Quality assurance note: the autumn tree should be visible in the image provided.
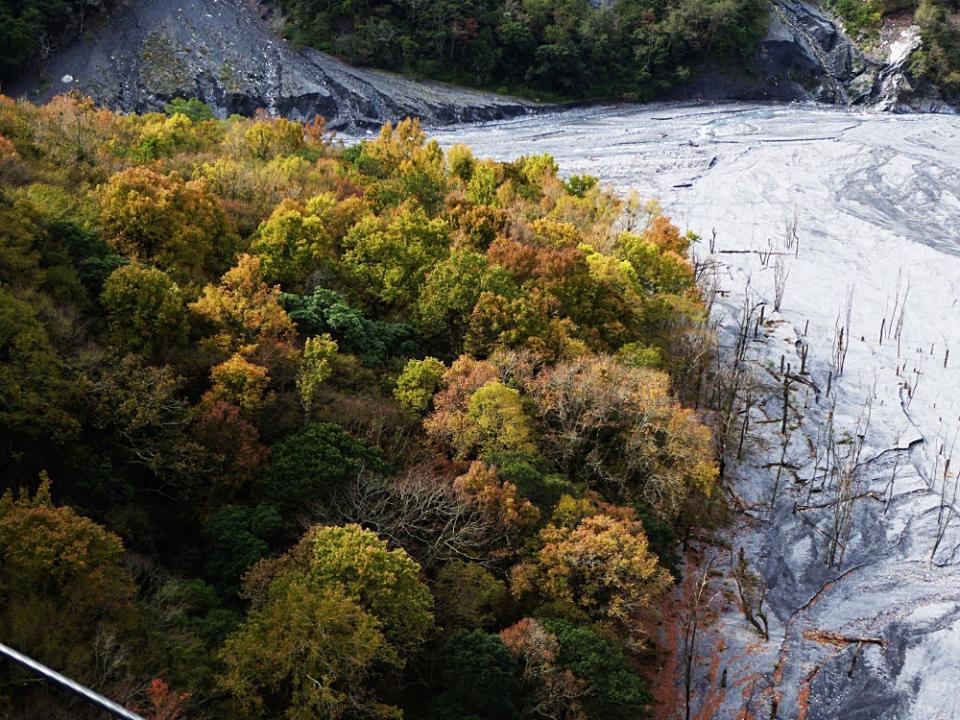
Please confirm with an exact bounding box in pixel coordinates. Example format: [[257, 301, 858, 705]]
[[191, 254, 298, 368], [434, 561, 506, 630], [424, 355, 498, 451], [617, 230, 695, 295], [193, 401, 268, 489], [500, 618, 587, 720], [468, 381, 536, 455], [219, 577, 395, 719], [101, 263, 189, 360], [512, 501, 671, 630], [540, 618, 653, 720], [31, 94, 117, 171], [355, 118, 435, 178], [426, 365, 536, 460], [528, 356, 717, 521], [229, 115, 305, 161], [204, 354, 271, 417], [98, 167, 238, 283], [454, 461, 540, 541], [0, 476, 136, 684]]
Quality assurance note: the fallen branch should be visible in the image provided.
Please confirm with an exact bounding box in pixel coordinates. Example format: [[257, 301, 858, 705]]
[[803, 630, 885, 648]]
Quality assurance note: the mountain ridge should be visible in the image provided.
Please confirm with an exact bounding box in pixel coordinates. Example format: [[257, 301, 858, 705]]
[[5, 0, 954, 129]]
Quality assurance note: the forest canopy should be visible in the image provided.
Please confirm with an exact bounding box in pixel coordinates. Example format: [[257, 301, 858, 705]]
[[0, 94, 722, 719], [271, 0, 770, 99]]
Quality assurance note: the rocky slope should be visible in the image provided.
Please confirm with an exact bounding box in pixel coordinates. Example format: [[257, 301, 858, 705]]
[[5, 0, 954, 126], [671, 0, 952, 112], [755, 0, 952, 112], [5, 0, 536, 131]]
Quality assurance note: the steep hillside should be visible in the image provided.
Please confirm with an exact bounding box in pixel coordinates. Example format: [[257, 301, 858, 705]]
[[5, 0, 535, 130], [4, 0, 955, 130], [0, 96, 719, 719], [752, 0, 953, 111], [267, 0, 769, 100]]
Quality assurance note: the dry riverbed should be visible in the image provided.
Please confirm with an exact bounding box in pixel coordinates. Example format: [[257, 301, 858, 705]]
[[435, 102, 960, 720]]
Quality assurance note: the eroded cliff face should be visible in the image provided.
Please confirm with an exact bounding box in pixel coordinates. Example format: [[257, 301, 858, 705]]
[[5, 0, 953, 127], [757, 0, 952, 112], [5, 0, 535, 131]]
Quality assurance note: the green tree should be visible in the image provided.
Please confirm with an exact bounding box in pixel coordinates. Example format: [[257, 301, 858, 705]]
[[413, 248, 515, 345], [913, 0, 960, 101], [0, 288, 78, 459], [466, 380, 536, 458], [219, 524, 434, 720], [467, 160, 499, 206], [164, 97, 216, 122], [308, 524, 434, 650], [101, 263, 188, 360], [261, 423, 381, 511], [429, 630, 522, 720], [91, 355, 211, 488], [0, 1, 119, 82], [297, 333, 338, 413], [203, 505, 282, 592], [394, 356, 445, 414], [446, 144, 476, 182], [340, 201, 449, 310], [284, 286, 416, 364], [250, 199, 332, 289], [542, 619, 653, 720], [219, 579, 396, 720]]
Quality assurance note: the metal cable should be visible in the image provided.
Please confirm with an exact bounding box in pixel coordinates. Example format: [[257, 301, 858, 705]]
[[0, 642, 146, 720]]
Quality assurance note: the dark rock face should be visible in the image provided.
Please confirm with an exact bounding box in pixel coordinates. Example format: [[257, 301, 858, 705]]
[[665, 0, 952, 112], [759, 0, 860, 99], [756, 0, 952, 112], [6, 0, 535, 131]]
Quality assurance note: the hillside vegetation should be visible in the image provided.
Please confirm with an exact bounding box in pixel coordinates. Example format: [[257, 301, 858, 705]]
[[272, 0, 769, 99], [0, 95, 722, 719], [0, 0, 118, 83]]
